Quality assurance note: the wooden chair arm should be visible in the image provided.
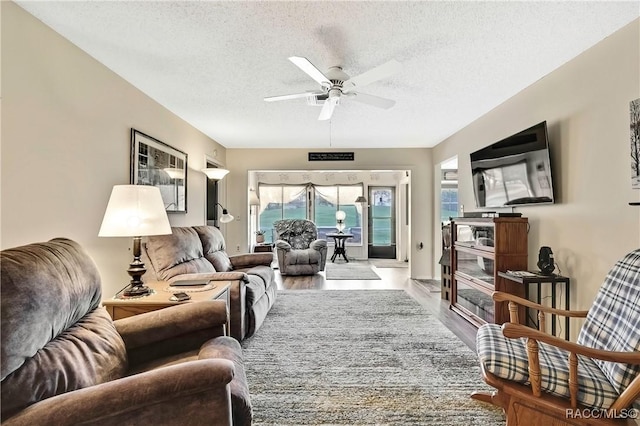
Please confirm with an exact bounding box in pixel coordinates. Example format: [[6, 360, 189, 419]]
[[612, 373, 640, 411], [493, 291, 589, 318], [501, 323, 640, 364]]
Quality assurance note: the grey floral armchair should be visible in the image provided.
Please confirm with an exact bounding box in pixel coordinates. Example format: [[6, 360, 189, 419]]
[[273, 219, 327, 275]]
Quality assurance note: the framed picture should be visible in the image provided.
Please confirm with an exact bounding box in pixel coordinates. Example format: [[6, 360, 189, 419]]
[[631, 98, 640, 189], [130, 129, 187, 212]]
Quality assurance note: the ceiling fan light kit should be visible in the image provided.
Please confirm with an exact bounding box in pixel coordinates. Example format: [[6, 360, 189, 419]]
[[264, 56, 401, 121]]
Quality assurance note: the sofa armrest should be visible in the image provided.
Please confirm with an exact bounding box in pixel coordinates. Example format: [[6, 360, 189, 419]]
[[209, 271, 250, 282], [230, 253, 273, 268], [310, 239, 327, 251], [3, 359, 234, 426], [115, 301, 227, 351], [276, 240, 291, 251]]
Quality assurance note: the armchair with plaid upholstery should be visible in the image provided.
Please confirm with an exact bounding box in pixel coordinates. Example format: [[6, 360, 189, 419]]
[[473, 248, 640, 425]]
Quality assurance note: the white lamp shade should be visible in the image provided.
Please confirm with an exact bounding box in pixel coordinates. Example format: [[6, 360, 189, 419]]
[[220, 212, 234, 223], [202, 168, 230, 180], [335, 210, 346, 221], [99, 185, 172, 237], [163, 168, 185, 179], [249, 190, 260, 206]]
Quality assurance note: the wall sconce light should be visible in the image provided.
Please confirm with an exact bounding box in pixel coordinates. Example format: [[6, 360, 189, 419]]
[[355, 195, 367, 204], [99, 185, 171, 297], [336, 210, 346, 233], [202, 168, 229, 180], [216, 202, 234, 223]]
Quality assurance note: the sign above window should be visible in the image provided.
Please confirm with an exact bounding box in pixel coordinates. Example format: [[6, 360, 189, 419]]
[[308, 152, 354, 162]]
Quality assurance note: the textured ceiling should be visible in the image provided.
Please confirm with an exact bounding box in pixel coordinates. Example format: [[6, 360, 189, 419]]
[[16, 1, 639, 149]]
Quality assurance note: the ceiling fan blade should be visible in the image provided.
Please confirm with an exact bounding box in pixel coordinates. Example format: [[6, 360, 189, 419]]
[[318, 97, 338, 121], [264, 91, 323, 102], [343, 59, 402, 90], [349, 91, 396, 109], [289, 56, 331, 87]]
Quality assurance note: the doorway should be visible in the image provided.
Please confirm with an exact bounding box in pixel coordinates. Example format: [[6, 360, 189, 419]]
[[205, 161, 221, 227], [368, 186, 396, 259]]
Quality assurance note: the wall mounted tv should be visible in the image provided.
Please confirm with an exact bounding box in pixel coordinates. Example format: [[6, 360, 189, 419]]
[[470, 121, 554, 208]]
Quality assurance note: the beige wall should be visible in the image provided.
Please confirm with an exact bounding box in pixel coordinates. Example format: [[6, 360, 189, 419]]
[[226, 148, 434, 279], [4, 0, 637, 309], [1, 2, 226, 296], [433, 19, 640, 338]]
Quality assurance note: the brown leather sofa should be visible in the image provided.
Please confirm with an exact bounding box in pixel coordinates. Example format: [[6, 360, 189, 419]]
[[141, 225, 277, 341], [1, 238, 251, 426]]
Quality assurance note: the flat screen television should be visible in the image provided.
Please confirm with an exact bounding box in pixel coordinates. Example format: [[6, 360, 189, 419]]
[[470, 121, 555, 208]]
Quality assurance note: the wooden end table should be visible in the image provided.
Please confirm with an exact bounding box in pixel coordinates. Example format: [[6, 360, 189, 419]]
[[103, 280, 231, 335], [253, 243, 274, 253]]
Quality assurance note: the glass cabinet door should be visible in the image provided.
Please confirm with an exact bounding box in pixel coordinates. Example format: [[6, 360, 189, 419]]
[[455, 224, 495, 251], [455, 280, 495, 324], [455, 249, 494, 287]]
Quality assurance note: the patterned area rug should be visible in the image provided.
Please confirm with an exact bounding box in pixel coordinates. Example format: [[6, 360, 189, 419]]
[[325, 262, 381, 280], [242, 290, 504, 425]]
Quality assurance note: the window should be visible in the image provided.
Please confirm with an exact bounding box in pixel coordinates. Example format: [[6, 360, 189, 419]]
[[441, 168, 458, 223], [314, 186, 362, 243], [441, 187, 458, 222], [257, 186, 307, 243], [258, 184, 363, 244]]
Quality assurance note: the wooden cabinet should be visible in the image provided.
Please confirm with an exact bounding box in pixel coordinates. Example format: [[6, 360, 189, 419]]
[[450, 217, 528, 327]]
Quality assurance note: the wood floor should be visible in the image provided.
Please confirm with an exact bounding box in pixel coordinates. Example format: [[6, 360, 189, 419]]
[[275, 261, 479, 351]]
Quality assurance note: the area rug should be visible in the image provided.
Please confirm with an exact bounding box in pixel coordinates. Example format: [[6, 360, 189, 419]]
[[325, 262, 381, 280], [369, 258, 409, 268], [241, 290, 504, 425]]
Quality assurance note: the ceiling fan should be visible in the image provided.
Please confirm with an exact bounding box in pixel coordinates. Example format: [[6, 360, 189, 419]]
[[264, 56, 402, 121]]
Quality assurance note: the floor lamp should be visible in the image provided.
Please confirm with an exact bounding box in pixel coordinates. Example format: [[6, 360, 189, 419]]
[[215, 203, 234, 223]]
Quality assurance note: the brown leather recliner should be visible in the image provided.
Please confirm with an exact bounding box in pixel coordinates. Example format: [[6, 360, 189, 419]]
[[1, 238, 252, 426]]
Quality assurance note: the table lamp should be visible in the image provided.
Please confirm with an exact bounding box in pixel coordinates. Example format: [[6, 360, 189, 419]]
[[336, 210, 346, 233], [99, 185, 171, 297]]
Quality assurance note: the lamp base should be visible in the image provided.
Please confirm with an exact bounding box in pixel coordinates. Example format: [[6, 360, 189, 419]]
[[122, 236, 151, 298], [123, 284, 153, 297]]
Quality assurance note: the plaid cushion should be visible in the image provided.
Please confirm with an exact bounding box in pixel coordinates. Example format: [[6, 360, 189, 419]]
[[577, 249, 640, 396], [477, 324, 620, 409]]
